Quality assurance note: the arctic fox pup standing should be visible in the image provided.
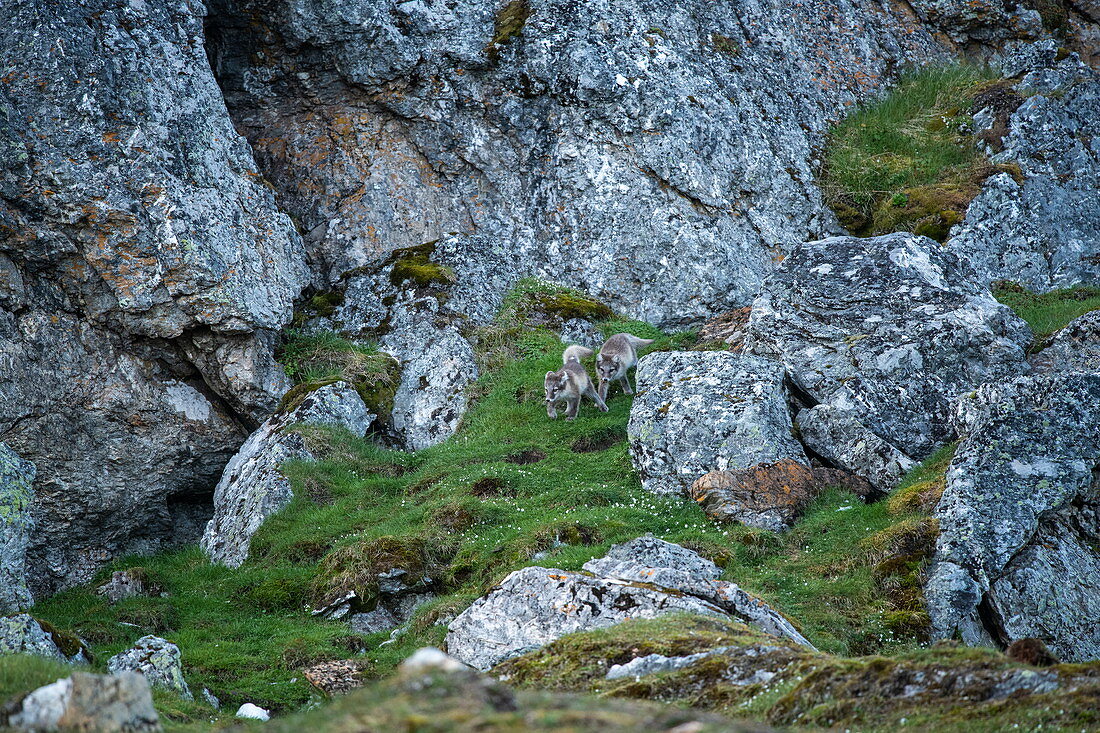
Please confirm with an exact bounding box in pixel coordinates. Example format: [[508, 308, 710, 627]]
[[595, 333, 654, 401], [544, 345, 608, 421]]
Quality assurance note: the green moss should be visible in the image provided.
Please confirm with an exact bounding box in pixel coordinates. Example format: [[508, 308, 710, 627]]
[[822, 63, 1002, 238], [388, 243, 456, 288], [276, 331, 402, 421], [485, 0, 532, 62], [33, 616, 89, 660], [992, 281, 1100, 341], [710, 33, 740, 55]]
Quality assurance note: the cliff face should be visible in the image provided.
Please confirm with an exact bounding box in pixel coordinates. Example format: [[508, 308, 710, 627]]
[[0, 0, 308, 594], [206, 0, 951, 325], [1, 0, 1097, 599]]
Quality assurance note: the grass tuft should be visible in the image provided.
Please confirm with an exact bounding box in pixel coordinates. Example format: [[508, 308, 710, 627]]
[[821, 64, 1010, 241], [992, 281, 1100, 341]]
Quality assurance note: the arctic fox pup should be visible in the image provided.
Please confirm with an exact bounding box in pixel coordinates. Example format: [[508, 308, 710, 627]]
[[544, 345, 608, 421], [595, 333, 654, 401]]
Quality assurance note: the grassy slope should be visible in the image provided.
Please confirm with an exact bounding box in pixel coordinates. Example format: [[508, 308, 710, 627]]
[[14, 280, 1095, 727], [821, 63, 1005, 239]]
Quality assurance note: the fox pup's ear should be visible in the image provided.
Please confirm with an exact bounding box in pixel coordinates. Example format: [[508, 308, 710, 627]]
[[545, 371, 555, 380]]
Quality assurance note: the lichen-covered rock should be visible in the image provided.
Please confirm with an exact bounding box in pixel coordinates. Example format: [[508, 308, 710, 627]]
[[948, 58, 1100, 292], [744, 232, 1032, 459], [202, 382, 374, 568], [446, 537, 811, 670], [107, 636, 192, 700], [927, 373, 1100, 662], [206, 0, 951, 329], [0, 443, 35, 612], [697, 307, 753, 351], [559, 319, 605, 351], [0, 614, 89, 664], [909, 0, 1042, 45], [4, 671, 161, 733], [1029, 309, 1100, 374], [796, 404, 916, 491], [303, 660, 367, 696], [628, 352, 807, 496], [96, 570, 158, 604], [0, 0, 309, 594], [689, 461, 819, 532], [2, 310, 247, 596]]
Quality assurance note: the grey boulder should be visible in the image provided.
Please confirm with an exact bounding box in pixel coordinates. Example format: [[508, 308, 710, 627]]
[[796, 404, 916, 491], [202, 381, 374, 568], [1029, 309, 1100, 374], [107, 635, 192, 700], [0, 614, 88, 664], [445, 536, 811, 670], [927, 373, 1100, 661], [0, 443, 35, 612], [627, 352, 807, 495], [948, 58, 1100, 292], [4, 672, 160, 733], [744, 232, 1032, 459]]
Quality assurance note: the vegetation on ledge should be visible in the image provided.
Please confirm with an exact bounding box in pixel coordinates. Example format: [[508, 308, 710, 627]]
[[821, 64, 1017, 241]]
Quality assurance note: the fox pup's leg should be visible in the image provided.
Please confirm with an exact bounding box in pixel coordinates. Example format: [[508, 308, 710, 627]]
[[546, 400, 558, 419], [585, 384, 609, 412], [565, 397, 580, 421], [619, 374, 633, 396], [597, 378, 610, 402]]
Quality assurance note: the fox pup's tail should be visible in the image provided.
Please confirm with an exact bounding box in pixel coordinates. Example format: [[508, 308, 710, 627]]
[[562, 344, 594, 363], [620, 335, 654, 349]]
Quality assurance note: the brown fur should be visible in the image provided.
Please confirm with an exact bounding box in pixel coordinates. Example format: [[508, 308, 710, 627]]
[[1006, 638, 1059, 667], [595, 333, 654, 401], [544, 345, 607, 421]]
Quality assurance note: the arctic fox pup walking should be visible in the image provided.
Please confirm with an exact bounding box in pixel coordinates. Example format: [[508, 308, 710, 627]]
[[544, 345, 608, 421], [595, 333, 654, 401]]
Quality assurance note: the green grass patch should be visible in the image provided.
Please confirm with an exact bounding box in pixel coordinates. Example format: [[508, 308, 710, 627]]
[[0, 654, 78, 705], [821, 64, 1013, 241], [28, 282, 954, 716], [276, 330, 401, 419], [992, 281, 1100, 341]]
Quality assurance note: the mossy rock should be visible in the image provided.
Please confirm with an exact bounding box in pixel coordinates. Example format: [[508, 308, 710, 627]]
[[312, 533, 457, 607], [388, 243, 456, 289], [871, 184, 976, 242], [485, 0, 532, 61], [33, 617, 90, 661]]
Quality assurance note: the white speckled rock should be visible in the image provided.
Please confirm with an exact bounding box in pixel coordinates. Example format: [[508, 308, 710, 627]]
[[445, 537, 812, 670], [627, 352, 807, 496], [745, 232, 1032, 459], [7, 671, 161, 732], [948, 58, 1100, 291], [201, 382, 375, 568], [796, 404, 916, 491], [0, 614, 89, 664], [927, 373, 1100, 661], [107, 636, 191, 700], [0, 443, 35, 612]]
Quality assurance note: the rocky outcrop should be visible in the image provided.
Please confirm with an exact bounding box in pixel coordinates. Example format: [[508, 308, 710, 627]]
[[796, 404, 916, 490], [202, 381, 374, 568], [0, 614, 89, 664], [0, 0, 309, 595], [910, 0, 1043, 45], [926, 373, 1100, 661], [3, 671, 161, 733], [107, 636, 192, 700], [205, 0, 950, 329], [744, 232, 1032, 460], [445, 537, 811, 670], [96, 570, 159, 604], [949, 54, 1100, 291], [1029, 309, 1100, 374], [628, 352, 807, 496], [0, 443, 35, 611]]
